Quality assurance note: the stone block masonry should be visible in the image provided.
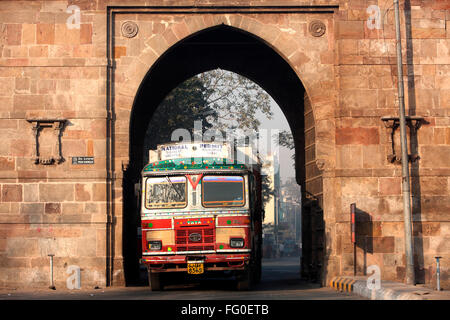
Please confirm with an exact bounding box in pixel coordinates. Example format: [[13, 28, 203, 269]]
[[0, 0, 448, 290]]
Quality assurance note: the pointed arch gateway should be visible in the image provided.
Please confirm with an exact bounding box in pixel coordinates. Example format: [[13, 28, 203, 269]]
[[111, 12, 337, 286]]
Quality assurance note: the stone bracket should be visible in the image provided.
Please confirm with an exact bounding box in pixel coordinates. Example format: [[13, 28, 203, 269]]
[[381, 116, 425, 164], [27, 119, 67, 165]]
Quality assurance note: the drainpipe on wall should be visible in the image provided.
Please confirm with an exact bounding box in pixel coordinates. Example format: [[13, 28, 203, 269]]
[[48, 254, 56, 290], [106, 6, 115, 287], [393, 0, 415, 285]]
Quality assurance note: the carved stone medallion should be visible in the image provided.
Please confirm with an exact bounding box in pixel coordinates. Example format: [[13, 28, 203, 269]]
[[121, 21, 139, 38], [309, 20, 326, 37]]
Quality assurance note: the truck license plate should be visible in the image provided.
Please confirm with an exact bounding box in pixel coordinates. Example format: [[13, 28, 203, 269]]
[[187, 262, 204, 274]]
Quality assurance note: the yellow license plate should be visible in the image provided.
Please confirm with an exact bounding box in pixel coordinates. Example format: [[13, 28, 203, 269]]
[[187, 262, 204, 274]]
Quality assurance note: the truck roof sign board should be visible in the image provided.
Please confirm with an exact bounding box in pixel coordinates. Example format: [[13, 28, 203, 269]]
[[158, 142, 230, 161]]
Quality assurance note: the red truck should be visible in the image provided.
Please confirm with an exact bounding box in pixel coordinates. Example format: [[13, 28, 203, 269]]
[[139, 142, 263, 290]]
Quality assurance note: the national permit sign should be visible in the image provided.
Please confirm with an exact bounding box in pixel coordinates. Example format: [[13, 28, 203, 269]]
[[158, 142, 230, 161]]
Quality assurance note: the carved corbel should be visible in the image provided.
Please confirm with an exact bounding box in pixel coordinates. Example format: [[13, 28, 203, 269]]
[[52, 121, 65, 164], [315, 158, 327, 171], [122, 160, 130, 172], [381, 116, 425, 164]]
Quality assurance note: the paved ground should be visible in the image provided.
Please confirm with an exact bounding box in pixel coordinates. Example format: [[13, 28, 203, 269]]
[[331, 275, 450, 300], [0, 256, 365, 300]]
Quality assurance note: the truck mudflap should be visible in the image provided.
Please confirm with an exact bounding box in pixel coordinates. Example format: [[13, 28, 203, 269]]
[[142, 253, 251, 272]]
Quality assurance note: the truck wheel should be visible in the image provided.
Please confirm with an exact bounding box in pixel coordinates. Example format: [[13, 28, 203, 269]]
[[148, 270, 162, 291], [236, 269, 251, 291]]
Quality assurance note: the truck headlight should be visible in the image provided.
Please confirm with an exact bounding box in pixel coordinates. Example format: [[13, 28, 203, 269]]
[[230, 238, 245, 248], [148, 240, 162, 250]]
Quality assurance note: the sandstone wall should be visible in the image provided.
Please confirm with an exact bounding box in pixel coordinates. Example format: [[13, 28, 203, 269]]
[[0, 0, 110, 288], [333, 0, 450, 288], [0, 0, 448, 289]]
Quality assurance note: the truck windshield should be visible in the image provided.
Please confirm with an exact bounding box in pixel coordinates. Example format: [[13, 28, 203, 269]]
[[145, 176, 187, 209], [202, 175, 245, 207]]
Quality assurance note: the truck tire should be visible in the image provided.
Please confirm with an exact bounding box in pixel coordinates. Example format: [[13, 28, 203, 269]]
[[148, 270, 162, 291]]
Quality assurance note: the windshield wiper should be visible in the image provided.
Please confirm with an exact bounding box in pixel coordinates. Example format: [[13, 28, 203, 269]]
[[165, 175, 184, 199]]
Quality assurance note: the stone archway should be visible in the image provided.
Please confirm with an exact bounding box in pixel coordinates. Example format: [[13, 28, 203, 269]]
[[109, 9, 337, 286]]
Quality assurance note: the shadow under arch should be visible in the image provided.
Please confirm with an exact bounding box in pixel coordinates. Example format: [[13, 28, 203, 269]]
[[123, 24, 324, 285]]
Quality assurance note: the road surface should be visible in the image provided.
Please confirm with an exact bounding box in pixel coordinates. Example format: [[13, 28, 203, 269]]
[[0, 256, 364, 300]]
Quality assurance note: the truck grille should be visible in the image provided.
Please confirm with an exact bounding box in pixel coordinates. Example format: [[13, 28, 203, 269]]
[[176, 227, 215, 252]]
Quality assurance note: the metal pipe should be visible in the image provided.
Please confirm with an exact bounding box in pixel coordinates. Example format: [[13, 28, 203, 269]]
[[48, 254, 56, 290], [351, 203, 356, 276], [393, 0, 415, 285], [435, 256, 442, 291], [106, 6, 116, 287]]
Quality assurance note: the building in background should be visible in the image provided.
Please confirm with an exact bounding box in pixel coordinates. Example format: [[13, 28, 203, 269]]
[[262, 152, 281, 257], [280, 179, 302, 244]]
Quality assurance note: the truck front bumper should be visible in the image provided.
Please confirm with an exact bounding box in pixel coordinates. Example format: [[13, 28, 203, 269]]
[[141, 253, 250, 272]]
